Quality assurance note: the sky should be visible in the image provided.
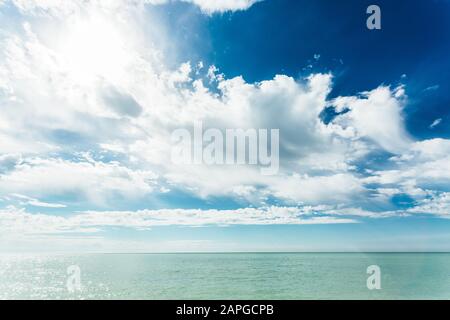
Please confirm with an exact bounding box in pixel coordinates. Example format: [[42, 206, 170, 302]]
[[0, 0, 450, 252]]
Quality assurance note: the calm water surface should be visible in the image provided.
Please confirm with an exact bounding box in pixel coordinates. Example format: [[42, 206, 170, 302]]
[[0, 253, 449, 299]]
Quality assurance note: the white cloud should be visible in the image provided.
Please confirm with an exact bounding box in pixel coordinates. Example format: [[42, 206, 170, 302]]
[[0, 157, 158, 205], [429, 118, 442, 129], [331, 86, 412, 154], [423, 84, 440, 92], [1, 0, 449, 234], [0, 206, 357, 238], [0, 4, 423, 208], [8, 0, 81, 16], [8, 193, 66, 208], [270, 173, 365, 204], [181, 0, 260, 13], [5, 0, 261, 15], [407, 192, 450, 217], [364, 138, 450, 202]]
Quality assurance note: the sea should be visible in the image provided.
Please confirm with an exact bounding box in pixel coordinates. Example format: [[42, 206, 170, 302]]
[[1, 253, 449, 300]]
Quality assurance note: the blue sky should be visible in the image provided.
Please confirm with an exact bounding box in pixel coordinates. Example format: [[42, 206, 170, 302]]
[[0, 0, 450, 252]]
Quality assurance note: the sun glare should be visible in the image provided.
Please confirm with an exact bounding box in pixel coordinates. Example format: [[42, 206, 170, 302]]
[[59, 17, 130, 84]]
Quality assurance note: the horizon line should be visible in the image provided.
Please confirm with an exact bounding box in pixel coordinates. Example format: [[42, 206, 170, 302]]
[[2, 251, 450, 255]]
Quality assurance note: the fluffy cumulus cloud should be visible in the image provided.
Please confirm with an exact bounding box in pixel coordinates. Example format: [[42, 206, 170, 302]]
[[0, 156, 158, 205], [0, 0, 449, 248], [331, 86, 412, 154]]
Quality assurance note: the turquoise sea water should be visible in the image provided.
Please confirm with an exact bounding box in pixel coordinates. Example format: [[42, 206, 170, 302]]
[[0, 253, 449, 300]]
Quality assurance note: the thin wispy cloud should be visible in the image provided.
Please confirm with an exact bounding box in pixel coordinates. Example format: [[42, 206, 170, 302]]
[[430, 118, 442, 129]]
